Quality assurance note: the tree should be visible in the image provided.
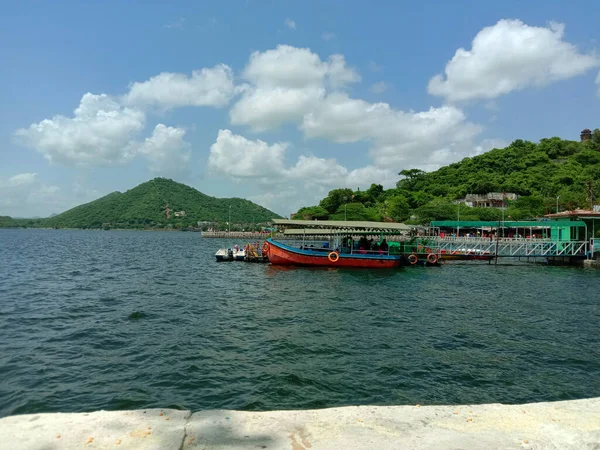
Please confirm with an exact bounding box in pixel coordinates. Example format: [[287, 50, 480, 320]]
[[295, 206, 329, 220], [385, 195, 410, 221], [330, 203, 381, 221], [399, 169, 425, 180], [319, 188, 354, 214], [366, 183, 384, 203]]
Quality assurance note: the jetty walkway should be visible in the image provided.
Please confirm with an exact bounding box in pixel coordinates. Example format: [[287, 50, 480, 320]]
[[1, 398, 598, 449]]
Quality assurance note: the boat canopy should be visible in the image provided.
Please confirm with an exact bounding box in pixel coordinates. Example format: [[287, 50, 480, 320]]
[[272, 219, 413, 232], [430, 220, 586, 228]]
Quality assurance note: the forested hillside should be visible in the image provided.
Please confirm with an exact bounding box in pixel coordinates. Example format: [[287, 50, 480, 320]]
[[1, 178, 280, 229], [295, 132, 600, 224]]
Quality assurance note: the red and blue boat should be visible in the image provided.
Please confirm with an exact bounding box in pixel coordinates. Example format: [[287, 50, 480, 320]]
[[263, 219, 441, 268]]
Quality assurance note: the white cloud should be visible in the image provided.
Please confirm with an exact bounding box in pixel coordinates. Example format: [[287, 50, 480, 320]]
[[208, 129, 287, 179], [369, 81, 389, 94], [230, 45, 359, 131], [284, 18, 296, 30], [0, 173, 61, 217], [229, 45, 480, 171], [124, 64, 236, 110], [429, 20, 599, 102], [322, 32, 336, 41], [301, 93, 481, 169], [137, 124, 191, 173], [230, 86, 326, 132], [208, 130, 399, 213], [596, 71, 600, 96], [327, 54, 361, 88], [15, 93, 145, 166]]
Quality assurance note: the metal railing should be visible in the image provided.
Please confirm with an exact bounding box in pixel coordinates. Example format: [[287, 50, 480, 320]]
[[433, 239, 588, 258]]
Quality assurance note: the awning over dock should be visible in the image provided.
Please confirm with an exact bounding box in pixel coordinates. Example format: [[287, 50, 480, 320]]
[[431, 220, 586, 228], [272, 219, 413, 232]]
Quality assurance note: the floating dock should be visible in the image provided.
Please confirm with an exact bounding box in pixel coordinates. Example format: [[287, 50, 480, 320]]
[[1, 398, 598, 449]]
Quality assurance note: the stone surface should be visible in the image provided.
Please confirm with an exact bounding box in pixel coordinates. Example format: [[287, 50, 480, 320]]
[[1, 399, 600, 449], [184, 398, 600, 449], [0, 408, 190, 450]]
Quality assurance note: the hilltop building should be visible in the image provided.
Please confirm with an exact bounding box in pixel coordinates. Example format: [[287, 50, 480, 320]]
[[581, 128, 592, 142], [463, 192, 518, 208]]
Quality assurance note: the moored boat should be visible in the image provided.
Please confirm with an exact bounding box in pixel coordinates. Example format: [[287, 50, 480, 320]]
[[266, 238, 403, 268], [215, 246, 246, 262], [265, 219, 442, 268]]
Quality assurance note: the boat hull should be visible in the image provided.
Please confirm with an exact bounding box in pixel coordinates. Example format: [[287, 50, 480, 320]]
[[266, 239, 403, 268]]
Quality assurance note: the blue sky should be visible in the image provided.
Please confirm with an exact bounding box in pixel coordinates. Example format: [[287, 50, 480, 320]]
[[1, 0, 599, 217]]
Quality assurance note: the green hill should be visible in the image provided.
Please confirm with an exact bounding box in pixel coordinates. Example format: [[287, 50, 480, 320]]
[[295, 132, 600, 224], [2, 178, 281, 229]]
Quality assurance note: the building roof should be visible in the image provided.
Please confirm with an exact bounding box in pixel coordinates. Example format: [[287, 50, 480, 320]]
[[272, 219, 413, 231], [431, 220, 586, 228], [544, 209, 600, 219]]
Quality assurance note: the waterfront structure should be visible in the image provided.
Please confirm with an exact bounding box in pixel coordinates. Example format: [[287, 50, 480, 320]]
[[431, 219, 590, 263], [545, 209, 600, 257]]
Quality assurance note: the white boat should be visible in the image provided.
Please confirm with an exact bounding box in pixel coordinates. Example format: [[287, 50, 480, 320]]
[[215, 246, 246, 262]]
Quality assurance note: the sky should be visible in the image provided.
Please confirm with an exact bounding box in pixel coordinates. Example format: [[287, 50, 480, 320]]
[[1, 0, 600, 218]]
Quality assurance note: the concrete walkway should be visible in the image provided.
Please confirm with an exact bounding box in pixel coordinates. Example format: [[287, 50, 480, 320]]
[[1, 398, 599, 449]]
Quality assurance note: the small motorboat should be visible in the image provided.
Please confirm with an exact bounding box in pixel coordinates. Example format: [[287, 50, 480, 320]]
[[215, 245, 245, 262], [215, 248, 232, 261]]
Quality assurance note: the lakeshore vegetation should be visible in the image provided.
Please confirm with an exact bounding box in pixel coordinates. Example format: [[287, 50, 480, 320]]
[[0, 178, 280, 230], [295, 133, 600, 225]]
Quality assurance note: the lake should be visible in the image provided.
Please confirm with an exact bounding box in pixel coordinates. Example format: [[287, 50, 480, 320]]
[[1, 229, 599, 418]]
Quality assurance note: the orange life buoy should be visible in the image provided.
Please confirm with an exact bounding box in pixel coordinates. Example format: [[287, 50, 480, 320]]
[[262, 242, 269, 254], [427, 253, 438, 264], [408, 254, 418, 265], [328, 251, 340, 262]]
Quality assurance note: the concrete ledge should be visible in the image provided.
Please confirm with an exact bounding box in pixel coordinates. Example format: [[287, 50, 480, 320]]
[[0, 409, 190, 450], [1, 398, 599, 449]]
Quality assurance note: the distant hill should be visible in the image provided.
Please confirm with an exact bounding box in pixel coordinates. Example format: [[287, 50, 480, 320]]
[[1, 178, 281, 229]]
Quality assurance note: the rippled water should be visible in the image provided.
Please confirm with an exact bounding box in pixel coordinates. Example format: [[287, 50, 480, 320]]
[[1, 229, 599, 417]]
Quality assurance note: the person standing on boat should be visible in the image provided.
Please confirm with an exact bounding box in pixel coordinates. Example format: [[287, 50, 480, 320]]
[[380, 239, 389, 252]]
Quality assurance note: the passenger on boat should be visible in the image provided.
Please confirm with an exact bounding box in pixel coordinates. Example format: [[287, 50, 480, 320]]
[[359, 236, 369, 249], [380, 239, 389, 252], [371, 240, 379, 251]]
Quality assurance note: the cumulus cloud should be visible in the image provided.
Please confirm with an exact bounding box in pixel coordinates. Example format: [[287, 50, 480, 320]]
[[284, 18, 296, 30], [14, 92, 196, 172], [15, 93, 145, 166], [0, 173, 61, 217], [124, 64, 236, 110], [596, 71, 600, 96], [229, 45, 481, 170], [230, 45, 360, 130], [301, 93, 481, 169], [208, 129, 398, 192], [429, 19, 599, 102], [208, 129, 287, 179], [137, 124, 191, 173]]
